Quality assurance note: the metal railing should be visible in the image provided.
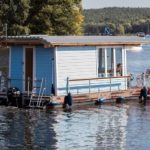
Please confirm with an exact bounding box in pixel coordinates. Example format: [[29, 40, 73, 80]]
[[0, 77, 46, 95], [0, 76, 8, 92], [136, 73, 150, 87], [66, 76, 130, 95]]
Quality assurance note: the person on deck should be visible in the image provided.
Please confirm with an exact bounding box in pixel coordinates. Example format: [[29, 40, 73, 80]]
[[116, 63, 122, 76], [139, 86, 147, 106]]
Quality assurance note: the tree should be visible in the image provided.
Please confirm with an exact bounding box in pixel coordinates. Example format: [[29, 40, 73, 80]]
[[1, 0, 30, 35], [83, 7, 150, 35], [115, 24, 125, 35], [0, 0, 83, 35]]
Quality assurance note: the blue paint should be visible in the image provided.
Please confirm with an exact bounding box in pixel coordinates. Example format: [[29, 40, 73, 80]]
[[10, 46, 23, 91], [10, 46, 54, 95], [36, 47, 54, 95]]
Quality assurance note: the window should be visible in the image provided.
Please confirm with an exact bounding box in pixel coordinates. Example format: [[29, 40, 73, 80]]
[[116, 48, 122, 76], [98, 48, 105, 77], [98, 47, 123, 77]]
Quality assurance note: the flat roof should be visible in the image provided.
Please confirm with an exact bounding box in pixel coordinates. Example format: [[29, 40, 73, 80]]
[[0, 35, 147, 47]]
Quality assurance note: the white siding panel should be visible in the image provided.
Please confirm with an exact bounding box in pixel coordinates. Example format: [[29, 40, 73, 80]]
[[57, 46, 97, 94]]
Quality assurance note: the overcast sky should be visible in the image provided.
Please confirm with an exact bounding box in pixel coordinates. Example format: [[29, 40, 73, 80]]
[[82, 0, 150, 9]]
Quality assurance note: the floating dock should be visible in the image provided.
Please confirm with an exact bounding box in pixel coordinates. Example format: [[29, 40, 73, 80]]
[[0, 87, 141, 109]]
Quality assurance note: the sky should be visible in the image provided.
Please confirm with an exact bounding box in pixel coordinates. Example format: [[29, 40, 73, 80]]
[[82, 0, 150, 9]]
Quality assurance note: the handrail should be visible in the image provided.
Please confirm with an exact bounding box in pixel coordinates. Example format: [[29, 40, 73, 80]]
[[66, 76, 129, 95], [7, 78, 42, 82], [69, 76, 130, 82]]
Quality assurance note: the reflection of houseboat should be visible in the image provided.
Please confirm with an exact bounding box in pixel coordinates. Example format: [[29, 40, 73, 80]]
[[0, 35, 147, 107]]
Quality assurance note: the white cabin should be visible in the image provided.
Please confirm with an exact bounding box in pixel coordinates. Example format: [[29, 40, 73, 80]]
[[0, 35, 147, 96]]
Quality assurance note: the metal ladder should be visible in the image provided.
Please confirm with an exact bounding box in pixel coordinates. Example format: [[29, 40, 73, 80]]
[[29, 78, 46, 108], [37, 87, 46, 107]]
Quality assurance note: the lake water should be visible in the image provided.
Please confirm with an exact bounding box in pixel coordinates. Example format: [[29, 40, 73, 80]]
[[1, 37, 150, 150], [127, 37, 150, 77], [1, 102, 150, 150]]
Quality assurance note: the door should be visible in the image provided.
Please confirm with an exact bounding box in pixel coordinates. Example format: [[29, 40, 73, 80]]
[[25, 48, 33, 91]]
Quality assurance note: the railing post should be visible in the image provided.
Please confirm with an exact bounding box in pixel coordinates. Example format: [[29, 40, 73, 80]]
[[125, 77, 127, 90], [27, 77, 30, 97], [89, 80, 91, 94], [7, 78, 10, 89], [77, 88, 79, 95], [66, 77, 69, 94], [110, 77, 111, 91], [143, 73, 145, 86]]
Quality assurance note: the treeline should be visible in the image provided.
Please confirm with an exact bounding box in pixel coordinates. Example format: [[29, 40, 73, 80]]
[[0, 0, 83, 36], [1, 3, 150, 36], [83, 7, 150, 35]]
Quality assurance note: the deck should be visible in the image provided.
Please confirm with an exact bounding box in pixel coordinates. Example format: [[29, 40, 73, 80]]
[[0, 87, 141, 109]]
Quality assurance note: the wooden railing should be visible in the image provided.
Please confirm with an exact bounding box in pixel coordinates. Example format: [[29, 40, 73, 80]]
[[66, 76, 130, 95]]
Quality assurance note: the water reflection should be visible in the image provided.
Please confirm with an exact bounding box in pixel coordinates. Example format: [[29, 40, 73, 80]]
[[126, 102, 150, 150], [53, 106, 128, 150], [0, 107, 57, 150], [0, 102, 150, 149]]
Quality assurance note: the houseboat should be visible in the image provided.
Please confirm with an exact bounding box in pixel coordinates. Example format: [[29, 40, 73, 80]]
[[0, 35, 147, 108]]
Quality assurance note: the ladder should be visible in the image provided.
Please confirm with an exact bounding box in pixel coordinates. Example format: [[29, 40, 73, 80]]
[[37, 87, 46, 107], [29, 78, 46, 108]]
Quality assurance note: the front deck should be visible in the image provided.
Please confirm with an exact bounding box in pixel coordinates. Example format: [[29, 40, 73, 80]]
[[0, 86, 141, 109], [0, 73, 148, 109]]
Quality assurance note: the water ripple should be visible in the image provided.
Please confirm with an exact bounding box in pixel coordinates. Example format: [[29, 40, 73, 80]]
[[0, 101, 150, 149]]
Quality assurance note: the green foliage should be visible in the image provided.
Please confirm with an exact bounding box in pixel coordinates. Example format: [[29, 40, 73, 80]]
[[84, 7, 150, 35], [1, 0, 30, 35], [0, 0, 83, 35]]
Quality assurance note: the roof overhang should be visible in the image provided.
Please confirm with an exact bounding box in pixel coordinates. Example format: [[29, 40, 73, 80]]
[[44, 42, 145, 47], [0, 35, 148, 48], [0, 36, 43, 47]]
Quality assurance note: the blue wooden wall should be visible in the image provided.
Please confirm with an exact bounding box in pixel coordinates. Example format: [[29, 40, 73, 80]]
[[35, 46, 54, 95], [10, 46, 54, 95], [10, 46, 23, 91]]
